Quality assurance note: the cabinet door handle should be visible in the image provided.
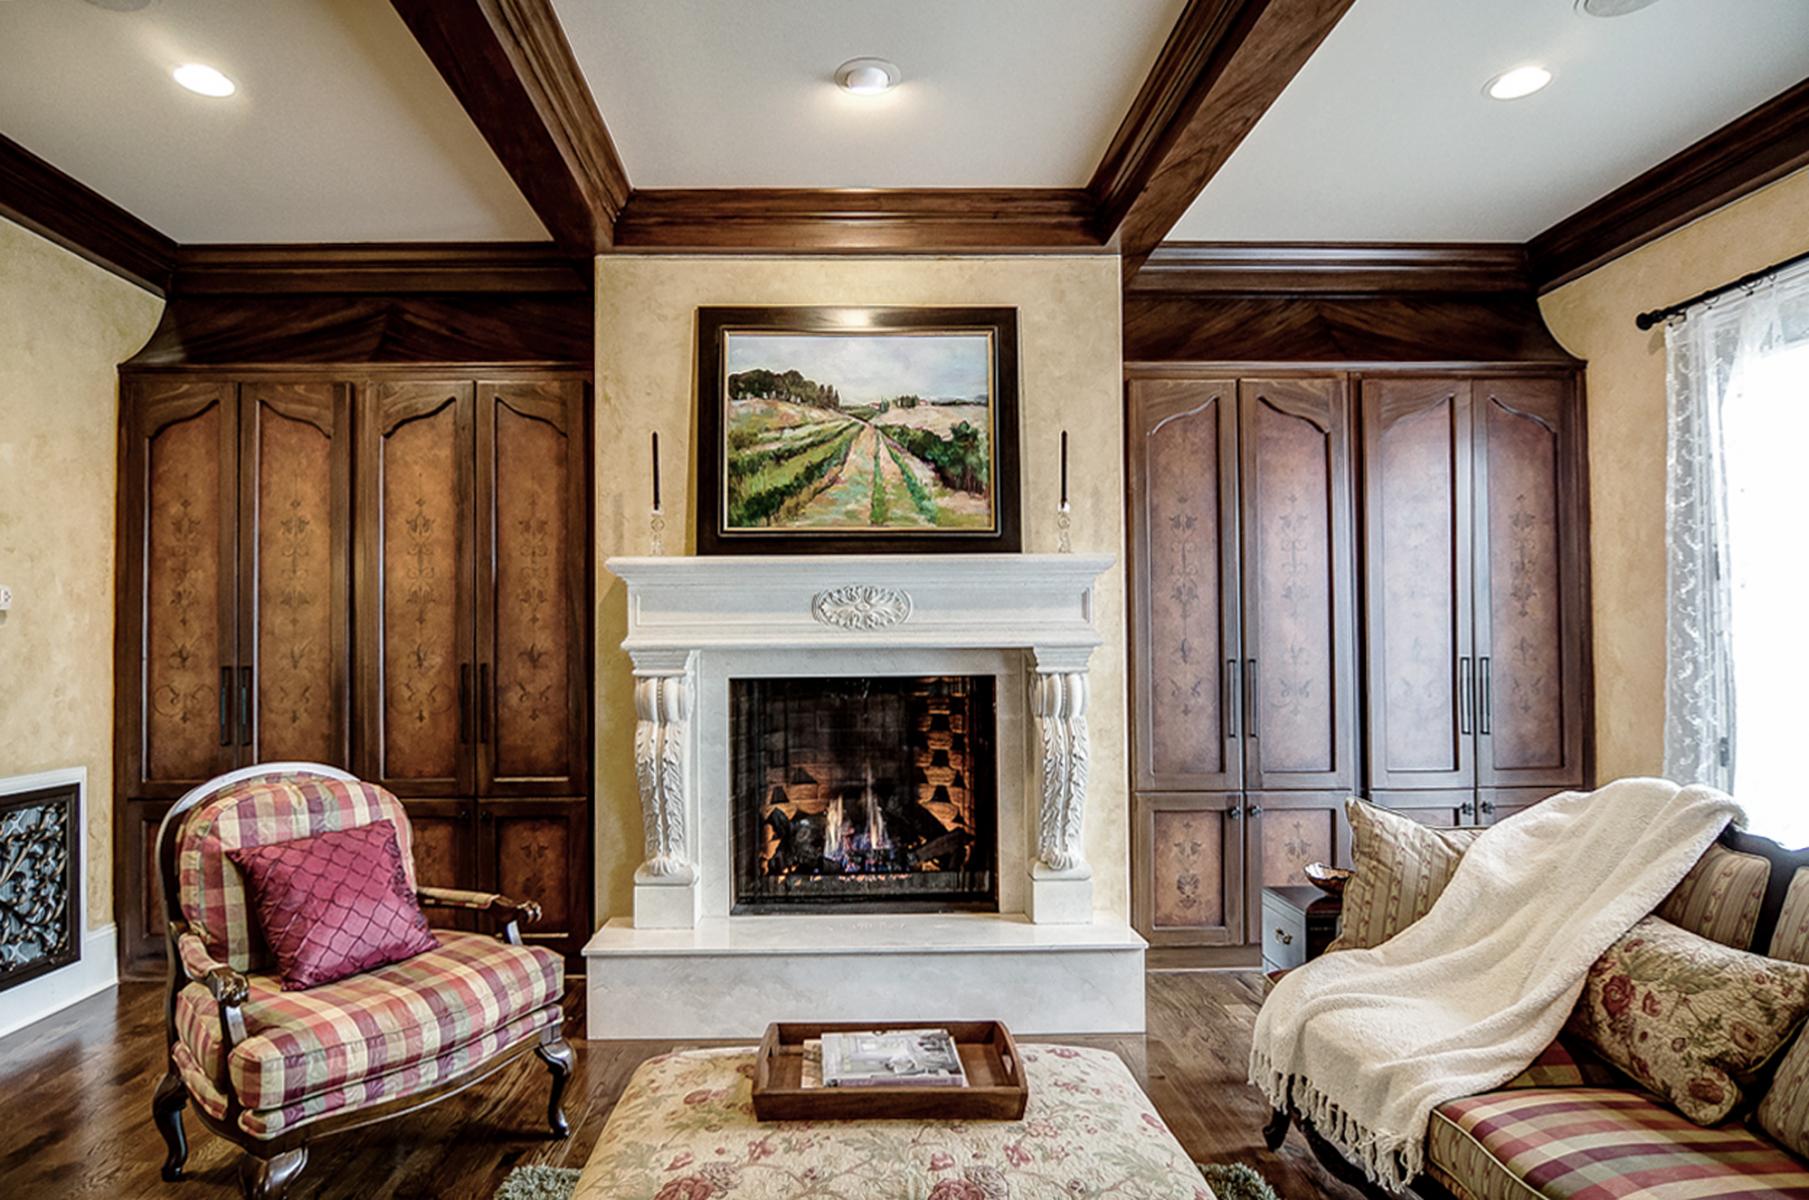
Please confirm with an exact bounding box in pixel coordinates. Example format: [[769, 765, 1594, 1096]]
[[1226, 804, 1243, 821], [1480, 799, 1496, 817], [1246, 803, 1263, 817], [1245, 658, 1258, 739], [478, 663, 492, 744], [1225, 659, 1239, 740], [1459, 657, 1474, 736], [1479, 656, 1492, 736], [459, 664, 473, 744], [219, 667, 233, 747], [238, 667, 253, 747], [1275, 929, 1294, 946], [1460, 800, 1476, 819]]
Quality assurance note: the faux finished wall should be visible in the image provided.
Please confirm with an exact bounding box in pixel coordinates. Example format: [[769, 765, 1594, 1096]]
[[0, 216, 162, 929], [1540, 166, 1809, 784], [594, 255, 1128, 922]]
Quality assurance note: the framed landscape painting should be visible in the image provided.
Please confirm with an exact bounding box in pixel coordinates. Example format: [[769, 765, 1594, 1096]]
[[695, 306, 1021, 554]]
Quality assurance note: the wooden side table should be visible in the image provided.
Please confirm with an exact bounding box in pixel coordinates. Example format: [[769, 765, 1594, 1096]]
[[1261, 886, 1342, 974]]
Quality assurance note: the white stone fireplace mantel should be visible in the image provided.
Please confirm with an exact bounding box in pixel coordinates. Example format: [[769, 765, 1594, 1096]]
[[585, 553, 1146, 1039]]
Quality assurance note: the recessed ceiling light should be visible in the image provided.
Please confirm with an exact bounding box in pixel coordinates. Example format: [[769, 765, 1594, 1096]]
[[836, 57, 901, 96], [1485, 65, 1552, 101], [173, 63, 235, 98]]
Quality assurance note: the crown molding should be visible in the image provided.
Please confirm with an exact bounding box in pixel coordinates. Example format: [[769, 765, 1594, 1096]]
[[1529, 77, 1809, 292], [1128, 242, 1532, 295], [613, 188, 1104, 254], [0, 132, 176, 295], [170, 242, 591, 295], [1090, 0, 1356, 278], [389, 0, 630, 254]]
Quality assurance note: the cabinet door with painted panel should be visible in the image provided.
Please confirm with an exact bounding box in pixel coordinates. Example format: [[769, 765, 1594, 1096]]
[[1473, 377, 1588, 790], [123, 379, 240, 795], [475, 381, 588, 797], [1129, 379, 1242, 792], [1237, 378, 1358, 791], [356, 382, 477, 798], [120, 798, 175, 977], [1369, 790, 1477, 829], [1360, 377, 1476, 792], [478, 798, 590, 961], [1243, 791, 1351, 941], [238, 382, 352, 768], [1133, 792, 1244, 947]]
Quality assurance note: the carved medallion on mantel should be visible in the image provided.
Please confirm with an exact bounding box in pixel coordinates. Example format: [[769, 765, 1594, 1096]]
[[810, 584, 913, 630]]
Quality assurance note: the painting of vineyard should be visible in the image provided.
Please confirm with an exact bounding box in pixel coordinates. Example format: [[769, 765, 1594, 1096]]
[[719, 330, 998, 534]]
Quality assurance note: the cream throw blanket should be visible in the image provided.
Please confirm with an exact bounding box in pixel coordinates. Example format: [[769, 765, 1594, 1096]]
[[1250, 778, 1742, 1192]]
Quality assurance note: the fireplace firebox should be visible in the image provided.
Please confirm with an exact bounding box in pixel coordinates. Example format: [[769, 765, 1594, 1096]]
[[730, 675, 998, 913]]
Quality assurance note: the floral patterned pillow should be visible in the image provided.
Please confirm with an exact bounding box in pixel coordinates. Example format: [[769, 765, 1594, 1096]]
[[1566, 915, 1809, 1124]]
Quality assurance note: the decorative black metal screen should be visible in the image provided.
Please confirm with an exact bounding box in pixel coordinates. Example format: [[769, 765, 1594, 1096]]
[[0, 783, 81, 991], [731, 675, 997, 913]]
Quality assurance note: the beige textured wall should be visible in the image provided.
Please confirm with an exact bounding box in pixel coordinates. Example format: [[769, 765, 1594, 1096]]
[[1540, 167, 1809, 783], [0, 216, 162, 929], [594, 255, 1128, 921]]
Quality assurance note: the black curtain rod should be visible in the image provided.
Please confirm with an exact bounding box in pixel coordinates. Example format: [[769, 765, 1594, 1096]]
[[1635, 245, 1809, 330]]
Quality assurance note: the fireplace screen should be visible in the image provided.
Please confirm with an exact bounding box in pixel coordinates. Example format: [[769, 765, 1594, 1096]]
[[731, 675, 998, 913]]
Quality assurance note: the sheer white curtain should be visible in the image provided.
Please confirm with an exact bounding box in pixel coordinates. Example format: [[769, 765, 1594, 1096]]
[[1664, 258, 1809, 844]]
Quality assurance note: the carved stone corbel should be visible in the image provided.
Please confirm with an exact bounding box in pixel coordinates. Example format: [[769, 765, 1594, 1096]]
[[1029, 647, 1095, 924], [631, 650, 698, 927]]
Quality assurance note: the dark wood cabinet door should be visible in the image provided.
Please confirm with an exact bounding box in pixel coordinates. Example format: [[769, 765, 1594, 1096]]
[[1473, 377, 1589, 790], [1369, 789, 1478, 828], [1479, 787, 1560, 825], [1237, 378, 1358, 791], [356, 382, 477, 797], [1360, 377, 1476, 791], [1129, 379, 1242, 792], [122, 379, 240, 796], [475, 381, 588, 797], [1132, 792, 1244, 947], [119, 798, 175, 978], [478, 798, 590, 961], [1243, 791, 1351, 942], [238, 382, 352, 768]]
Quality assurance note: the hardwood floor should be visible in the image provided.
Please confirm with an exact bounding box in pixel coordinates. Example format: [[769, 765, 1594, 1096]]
[[0, 972, 1365, 1200]]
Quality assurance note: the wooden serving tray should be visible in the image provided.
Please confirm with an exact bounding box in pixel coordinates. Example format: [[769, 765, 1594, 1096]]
[[752, 1020, 1029, 1122]]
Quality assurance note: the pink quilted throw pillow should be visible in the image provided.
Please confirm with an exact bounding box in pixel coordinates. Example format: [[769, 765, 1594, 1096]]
[[228, 820, 438, 990]]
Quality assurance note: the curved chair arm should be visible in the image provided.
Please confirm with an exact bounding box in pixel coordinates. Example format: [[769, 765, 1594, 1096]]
[[170, 922, 250, 1055], [416, 886, 543, 945]]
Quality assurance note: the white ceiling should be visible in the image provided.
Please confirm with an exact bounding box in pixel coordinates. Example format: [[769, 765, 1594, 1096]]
[[551, 0, 1186, 188], [0, 0, 545, 243], [1169, 0, 1809, 243]]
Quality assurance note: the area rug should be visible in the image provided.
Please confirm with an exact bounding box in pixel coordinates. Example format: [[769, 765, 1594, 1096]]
[[493, 1164, 582, 1200]]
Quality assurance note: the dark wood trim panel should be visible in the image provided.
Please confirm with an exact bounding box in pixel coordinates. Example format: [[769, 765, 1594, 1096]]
[[389, 0, 630, 254], [0, 131, 176, 294], [615, 188, 1102, 253], [171, 243, 590, 295], [1090, 0, 1356, 276], [1529, 77, 1809, 292], [1129, 242, 1532, 296]]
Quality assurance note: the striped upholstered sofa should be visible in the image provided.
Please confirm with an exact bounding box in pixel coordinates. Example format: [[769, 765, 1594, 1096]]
[[1278, 826, 1809, 1200]]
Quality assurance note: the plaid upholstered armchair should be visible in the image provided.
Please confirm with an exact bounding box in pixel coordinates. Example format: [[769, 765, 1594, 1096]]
[[149, 764, 573, 1200]]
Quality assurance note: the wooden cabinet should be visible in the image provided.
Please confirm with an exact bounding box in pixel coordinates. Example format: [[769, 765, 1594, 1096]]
[[1359, 373, 1589, 814], [117, 370, 592, 976], [1128, 373, 1358, 950]]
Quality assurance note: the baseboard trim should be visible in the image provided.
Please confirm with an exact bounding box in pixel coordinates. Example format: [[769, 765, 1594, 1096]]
[[0, 923, 118, 1042]]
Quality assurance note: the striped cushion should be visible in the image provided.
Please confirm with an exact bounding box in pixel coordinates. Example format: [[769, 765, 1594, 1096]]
[[1769, 871, 1809, 965], [1427, 1087, 1809, 1200], [176, 1005, 560, 1138], [1657, 843, 1770, 952], [1758, 1027, 1809, 1160], [1328, 798, 1484, 952], [177, 775, 418, 971], [173, 930, 561, 1111]]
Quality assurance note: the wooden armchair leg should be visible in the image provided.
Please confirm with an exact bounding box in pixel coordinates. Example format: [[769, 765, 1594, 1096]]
[[1262, 1107, 1292, 1151], [152, 1069, 189, 1181], [239, 1147, 307, 1200], [536, 1034, 576, 1139]]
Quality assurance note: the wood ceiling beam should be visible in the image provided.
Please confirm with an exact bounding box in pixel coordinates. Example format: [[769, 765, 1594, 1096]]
[[1091, 0, 1355, 280], [0, 132, 176, 295], [389, 0, 629, 255], [1129, 242, 1531, 296], [169, 243, 592, 295], [613, 189, 1103, 254], [1528, 77, 1809, 293]]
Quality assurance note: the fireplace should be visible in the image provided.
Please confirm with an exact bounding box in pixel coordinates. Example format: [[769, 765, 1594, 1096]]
[[730, 675, 998, 913]]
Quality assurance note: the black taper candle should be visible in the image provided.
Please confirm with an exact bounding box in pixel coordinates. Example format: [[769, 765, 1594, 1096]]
[[651, 431, 662, 511], [1059, 430, 1069, 509]]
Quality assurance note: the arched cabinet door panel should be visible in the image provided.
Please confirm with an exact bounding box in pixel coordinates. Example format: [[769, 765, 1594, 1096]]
[[1129, 378, 1241, 793]]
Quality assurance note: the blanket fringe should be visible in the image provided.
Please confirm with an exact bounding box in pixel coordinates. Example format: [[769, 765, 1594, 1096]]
[[1249, 1046, 1422, 1194]]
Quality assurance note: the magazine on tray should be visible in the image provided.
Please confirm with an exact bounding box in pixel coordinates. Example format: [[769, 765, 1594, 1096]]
[[807, 1028, 969, 1089]]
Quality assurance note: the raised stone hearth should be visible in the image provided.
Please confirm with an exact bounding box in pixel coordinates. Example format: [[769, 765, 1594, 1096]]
[[584, 554, 1146, 1039]]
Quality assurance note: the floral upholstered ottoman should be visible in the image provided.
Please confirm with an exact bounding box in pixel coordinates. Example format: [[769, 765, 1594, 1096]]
[[573, 1045, 1214, 1200]]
